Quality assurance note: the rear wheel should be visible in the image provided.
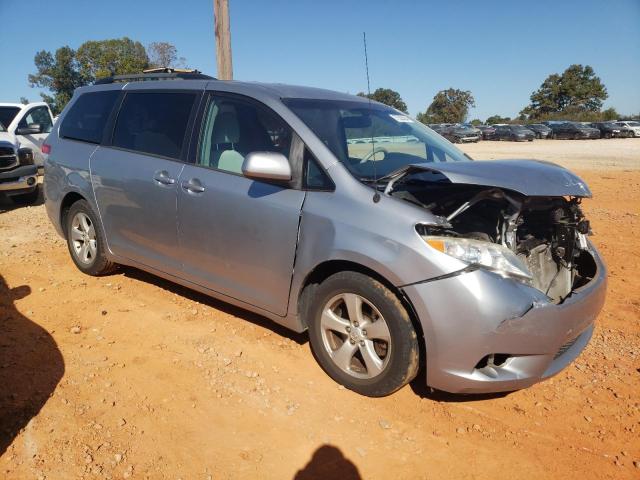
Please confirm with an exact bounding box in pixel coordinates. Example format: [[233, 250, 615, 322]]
[[66, 200, 117, 276], [307, 271, 420, 397]]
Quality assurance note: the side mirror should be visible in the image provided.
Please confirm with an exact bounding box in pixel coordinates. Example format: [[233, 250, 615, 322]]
[[16, 124, 41, 135], [241, 151, 291, 182]]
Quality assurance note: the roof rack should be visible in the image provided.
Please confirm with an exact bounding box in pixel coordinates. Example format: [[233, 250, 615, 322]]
[[95, 68, 215, 85]]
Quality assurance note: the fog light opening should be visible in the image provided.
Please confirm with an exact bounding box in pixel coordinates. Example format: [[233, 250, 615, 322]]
[[27, 177, 36, 186], [475, 353, 511, 370]]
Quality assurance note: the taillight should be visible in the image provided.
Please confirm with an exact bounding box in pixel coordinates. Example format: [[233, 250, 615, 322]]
[[41, 143, 51, 154]]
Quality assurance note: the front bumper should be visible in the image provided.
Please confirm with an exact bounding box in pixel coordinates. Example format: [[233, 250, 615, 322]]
[[0, 165, 38, 195], [403, 246, 607, 393]]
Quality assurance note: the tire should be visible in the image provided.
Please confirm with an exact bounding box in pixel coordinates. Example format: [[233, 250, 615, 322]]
[[604, 132, 611, 139], [307, 271, 420, 397], [11, 186, 40, 205], [573, 133, 580, 140], [65, 200, 117, 276]]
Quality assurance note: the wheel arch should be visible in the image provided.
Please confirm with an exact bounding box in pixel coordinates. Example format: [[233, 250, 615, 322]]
[[59, 191, 88, 239]]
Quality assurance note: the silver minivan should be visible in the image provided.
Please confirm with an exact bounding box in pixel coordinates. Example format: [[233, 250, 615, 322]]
[[43, 71, 606, 397]]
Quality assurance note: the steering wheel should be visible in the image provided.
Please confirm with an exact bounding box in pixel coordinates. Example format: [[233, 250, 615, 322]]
[[360, 146, 389, 163]]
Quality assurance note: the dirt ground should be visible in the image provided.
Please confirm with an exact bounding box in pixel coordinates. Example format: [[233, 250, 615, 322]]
[[1, 139, 639, 480]]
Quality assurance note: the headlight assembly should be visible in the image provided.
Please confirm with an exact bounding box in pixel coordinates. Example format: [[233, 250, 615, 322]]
[[422, 236, 533, 282]]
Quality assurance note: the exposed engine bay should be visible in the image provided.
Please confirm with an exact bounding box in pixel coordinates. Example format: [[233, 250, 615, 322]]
[[391, 170, 597, 303]]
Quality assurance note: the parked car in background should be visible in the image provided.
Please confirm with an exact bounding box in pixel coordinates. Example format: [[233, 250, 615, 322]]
[[526, 123, 552, 139], [615, 121, 640, 137], [494, 125, 535, 142], [427, 123, 448, 134], [549, 122, 600, 140], [0, 102, 54, 173], [476, 124, 497, 140], [441, 124, 481, 143], [0, 121, 39, 204], [590, 122, 628, 138]]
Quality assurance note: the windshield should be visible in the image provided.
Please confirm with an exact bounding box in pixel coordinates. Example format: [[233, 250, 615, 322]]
[[284, 98, 470, 180], [0, 107, 20, 130], [627, 121, 640, 127], [512, 125, 529, 131]]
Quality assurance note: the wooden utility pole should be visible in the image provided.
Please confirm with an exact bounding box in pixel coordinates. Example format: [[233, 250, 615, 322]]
[[214, 0, 233, 80]]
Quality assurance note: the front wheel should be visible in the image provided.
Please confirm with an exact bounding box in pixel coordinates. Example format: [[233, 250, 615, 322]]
[[307, 271, 420, 397], [66, 200, 117, 276]]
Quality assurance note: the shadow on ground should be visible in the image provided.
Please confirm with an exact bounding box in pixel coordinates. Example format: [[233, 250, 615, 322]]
[[0, 274, 64, 456], [0, 187, 44, 214], [293, 444, 361, 480], [121, 267, 308, 345], [409, 369, 512, 402]]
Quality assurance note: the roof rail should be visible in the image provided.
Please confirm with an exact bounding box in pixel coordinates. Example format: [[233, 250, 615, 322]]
[[95, 68, 215, 85]]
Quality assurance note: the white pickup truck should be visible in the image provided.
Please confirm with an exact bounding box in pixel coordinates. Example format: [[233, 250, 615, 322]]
[[0, 102, 52, 203], [0, 102, 54, 173]]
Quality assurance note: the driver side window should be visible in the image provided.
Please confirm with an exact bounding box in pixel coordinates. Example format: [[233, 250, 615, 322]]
[[18, 106, 53, 133], [198, 95, 293, 175]]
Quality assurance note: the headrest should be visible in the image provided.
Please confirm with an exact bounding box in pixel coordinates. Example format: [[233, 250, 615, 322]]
[[212, 111, 240, 144]]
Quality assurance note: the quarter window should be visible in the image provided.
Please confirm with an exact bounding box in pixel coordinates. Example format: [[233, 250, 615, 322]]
[[198, 95, 292, 175], [60, 91, 120, 144], [113, 92, 196, 159]]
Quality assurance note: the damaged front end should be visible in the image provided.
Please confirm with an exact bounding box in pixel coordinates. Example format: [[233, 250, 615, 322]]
[[388, 160, 597, 303]]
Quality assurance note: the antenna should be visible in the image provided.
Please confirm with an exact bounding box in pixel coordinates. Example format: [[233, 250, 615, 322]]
[[363, 32, 380, 203]]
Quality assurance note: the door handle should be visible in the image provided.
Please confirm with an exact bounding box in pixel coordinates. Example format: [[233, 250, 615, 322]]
[[181, 178, 205, 194], [153, 170, 176, 186]]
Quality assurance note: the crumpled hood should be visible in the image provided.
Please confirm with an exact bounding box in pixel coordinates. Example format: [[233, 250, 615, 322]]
[[410, 159, 592, 197], [0, 131, 18, 150]]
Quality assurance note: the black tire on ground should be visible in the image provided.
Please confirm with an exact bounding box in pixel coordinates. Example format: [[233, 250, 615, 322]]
[[604, 132, 611, 139], [573, 133, 581, 140], [10, 186, 40, 205], [65, 199, 117, 276], [307, 271, 420, 397]]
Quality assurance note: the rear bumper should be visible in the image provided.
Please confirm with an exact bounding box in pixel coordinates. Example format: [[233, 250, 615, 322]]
[[0, 165, 38, 194], [403, 245, 607, 393]]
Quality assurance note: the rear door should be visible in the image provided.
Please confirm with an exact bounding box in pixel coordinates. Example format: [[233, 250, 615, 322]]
[[176, 92, 305, 315], [91, 90, 200, 274]]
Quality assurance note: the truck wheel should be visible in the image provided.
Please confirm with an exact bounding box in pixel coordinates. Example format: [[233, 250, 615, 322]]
[[65, 200, 117, 276], [307, 271, 420, 397]]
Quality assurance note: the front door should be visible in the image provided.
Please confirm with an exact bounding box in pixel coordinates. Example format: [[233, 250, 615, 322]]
[[91, 90, 199, 274], [15, 105, 53, 168], [177, 93, 305, 316]]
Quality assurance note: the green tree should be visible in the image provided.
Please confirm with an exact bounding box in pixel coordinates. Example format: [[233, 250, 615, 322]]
[[485, 115, 512, 124], [357, 88, 408, 113], [520, 64, 608, 120], [20, 97, 29, 105], [148, 42, 186, 69], [76, 37, 149, 82], [29, 38, 154, 115], [416, 88, 475, 124], [28, 46, 85, 115], [469, 118, 482, 126]]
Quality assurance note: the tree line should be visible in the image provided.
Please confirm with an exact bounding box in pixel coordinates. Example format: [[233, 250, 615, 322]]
[[29, 44, 634, 123], [28, 38, 186, 114], [357, 64, 635, 125]]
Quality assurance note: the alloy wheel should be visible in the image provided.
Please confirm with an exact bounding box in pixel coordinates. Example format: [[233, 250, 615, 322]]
[[319, 293, 392, 379], [70, 212, 97, 265]]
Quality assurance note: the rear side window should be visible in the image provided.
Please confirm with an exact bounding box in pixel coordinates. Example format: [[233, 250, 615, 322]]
[[113, 92, 196, 159], [60, 91, 120, 143]]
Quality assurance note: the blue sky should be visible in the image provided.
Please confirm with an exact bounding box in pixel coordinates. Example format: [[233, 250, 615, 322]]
[[1, 0, 638, 120]]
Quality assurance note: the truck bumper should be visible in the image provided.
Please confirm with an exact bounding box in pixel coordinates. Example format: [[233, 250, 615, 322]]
[[0, 165, 39, 195]]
